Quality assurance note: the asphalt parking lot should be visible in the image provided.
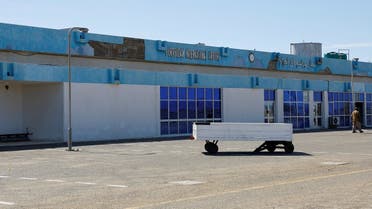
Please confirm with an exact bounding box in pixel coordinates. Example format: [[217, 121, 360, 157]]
[[0, 130, 372, 209]]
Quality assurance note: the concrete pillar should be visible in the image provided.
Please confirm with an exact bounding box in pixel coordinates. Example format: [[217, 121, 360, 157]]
[[276, 89, 284, 123], [323, 91, 329, 129], [309, 91, 315, 129]]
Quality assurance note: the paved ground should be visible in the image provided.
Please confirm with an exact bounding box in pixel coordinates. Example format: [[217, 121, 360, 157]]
[[0, 130, 372, 209]]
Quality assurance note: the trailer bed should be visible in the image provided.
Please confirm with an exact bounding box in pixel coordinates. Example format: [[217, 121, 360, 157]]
[[192, 122, 294, 154]]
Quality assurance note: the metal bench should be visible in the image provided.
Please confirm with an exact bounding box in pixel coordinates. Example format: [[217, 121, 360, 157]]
[[0, 132, 31, 142]]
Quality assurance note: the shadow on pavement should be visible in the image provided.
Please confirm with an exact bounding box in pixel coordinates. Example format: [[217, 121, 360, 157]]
[[202, 151, 312, 156], [0, 137, 189, 152]]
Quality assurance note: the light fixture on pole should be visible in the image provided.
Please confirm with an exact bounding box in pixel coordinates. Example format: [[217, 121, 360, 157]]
[[67, 27, 89, 151]]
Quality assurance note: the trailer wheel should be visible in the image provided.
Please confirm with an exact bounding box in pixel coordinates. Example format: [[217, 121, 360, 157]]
[[284, 142, 294, 153], [267, 143, 276, 153], [205, 142, 218, 154]]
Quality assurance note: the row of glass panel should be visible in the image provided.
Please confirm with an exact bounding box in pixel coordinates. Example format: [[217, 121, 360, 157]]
[[160, 101, 221, 120], [161, 87, 222, 135], [161, 87, 221, 100], [161, 88, 372, 135]]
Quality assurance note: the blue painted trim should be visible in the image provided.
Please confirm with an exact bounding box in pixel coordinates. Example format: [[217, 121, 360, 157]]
[[1, 61, 371, 93]]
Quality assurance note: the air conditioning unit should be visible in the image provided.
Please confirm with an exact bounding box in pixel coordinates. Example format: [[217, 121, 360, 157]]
[[329, 116, 340, 128]]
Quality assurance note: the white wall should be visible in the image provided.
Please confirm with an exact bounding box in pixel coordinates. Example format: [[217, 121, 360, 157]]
[[23, 83, 64, 140], [0, 83, 23, 134], [65, 83, 159, 141], [223, 88, 264, 123]]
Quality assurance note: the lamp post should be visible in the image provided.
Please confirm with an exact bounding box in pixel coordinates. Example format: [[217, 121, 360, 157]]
[[67, 27, 89, 151]]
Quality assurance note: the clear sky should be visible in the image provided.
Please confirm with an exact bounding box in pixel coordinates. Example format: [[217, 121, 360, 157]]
[[2, 0, 372, 61]]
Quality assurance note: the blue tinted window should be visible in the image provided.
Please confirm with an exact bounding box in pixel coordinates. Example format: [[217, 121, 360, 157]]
[[297, 103, 304, 116], [170, 122, 178, 134], [367, 103, 372, 114], [328, 92, 333, 101], [214, 89, 221, 100], [271, 90, 275, 101], [340, 93, 345, 101], [305, 118, 310, 128], [340, 102, 345, 114], [344, 93, 350, 101], [329, 103, 333, 115], [264, 90, 275, 101], [359, 93, 364, 101], [334, 103, 339, 115], [160, 87, 222, 135], [284, 103, 290, 116], [291, 118, 297, 129], [314, 91, 322, 102], [179, 88, 187, 100], [264, 90, 269, 101], [334, 93, 339, 101], [161, 122, 168, 135], [298, 118, 304, 129], [169, 87, 178, 99], [296, 91, 303, 102], [206, 101, 213, 118], [290, 103, 297, 116], [179, 101, 187, 119], [290, 91, 297, 101], [188, 101, 196, 119], [197, 88, 205, 100], [179, 121, 188, 134], [197, 101, 205, 118], [366, 94, 372, 102], [206, 88, 213, 100], [367, 116, 372, 126], [188, 121, 194, 134], [304, 104, 309, 116], [160, 87, 168, 100], [284, 91, 290, 102], [161, 101, 168, 119], [214, 101, 221, 118], [169, 101, 178, 119], [188, 88, 196, 100]]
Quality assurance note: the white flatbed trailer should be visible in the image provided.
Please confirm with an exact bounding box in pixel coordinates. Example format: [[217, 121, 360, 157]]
[[192, 122, 294, 154]]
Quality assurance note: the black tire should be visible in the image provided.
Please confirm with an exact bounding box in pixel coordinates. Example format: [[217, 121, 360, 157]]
[[205, 142, 218, 154], [267, 143, 276, 153], [284, 142, 294, 153]]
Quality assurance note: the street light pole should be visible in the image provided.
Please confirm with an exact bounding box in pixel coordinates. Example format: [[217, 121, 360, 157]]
[[67, 27, 89, 151]]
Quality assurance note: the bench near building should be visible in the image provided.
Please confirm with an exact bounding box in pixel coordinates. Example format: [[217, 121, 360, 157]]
[[1, 23, 372, 142]]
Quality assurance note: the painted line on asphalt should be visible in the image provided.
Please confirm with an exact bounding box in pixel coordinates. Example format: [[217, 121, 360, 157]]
[[45, 179, 65, 183], [321, 161, 349, 166], [19, 177, 38, 181], [75, 181, 97, 185], [125, 168, 372, 209], [0, 201, 15, 206], [0, 175, 10, 178], [107, 184, 128, 188], [169, 180, 204, 186]]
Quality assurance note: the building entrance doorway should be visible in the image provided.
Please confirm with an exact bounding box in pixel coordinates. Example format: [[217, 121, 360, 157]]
[[355, 102, 364, 126], [313, 103, 322, 128]]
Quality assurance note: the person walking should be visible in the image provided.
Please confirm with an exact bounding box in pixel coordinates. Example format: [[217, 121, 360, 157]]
[[351, 107, 363, 133]]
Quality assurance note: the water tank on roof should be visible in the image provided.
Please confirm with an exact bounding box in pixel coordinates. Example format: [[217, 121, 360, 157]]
[[290, 42, 322, 57]]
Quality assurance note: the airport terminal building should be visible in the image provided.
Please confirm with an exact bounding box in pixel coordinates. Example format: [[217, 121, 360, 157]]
[[1, 23, 372, 142]]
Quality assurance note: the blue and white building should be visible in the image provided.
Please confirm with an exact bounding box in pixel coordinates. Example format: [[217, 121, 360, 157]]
[[1, 23, 372, 142]]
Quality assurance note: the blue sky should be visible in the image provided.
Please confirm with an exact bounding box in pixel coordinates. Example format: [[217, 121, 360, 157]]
[[2, 0, 372, 61]]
